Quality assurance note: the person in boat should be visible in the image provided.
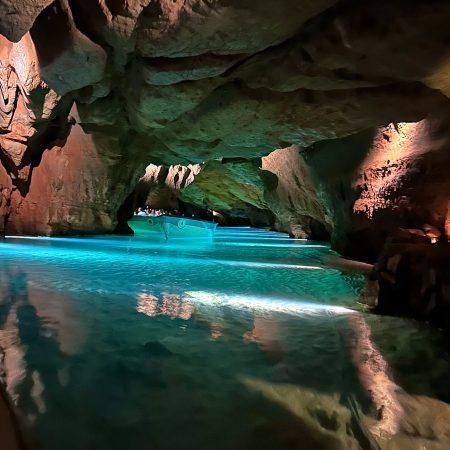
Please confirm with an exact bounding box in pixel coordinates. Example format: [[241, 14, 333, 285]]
[[136, 207, 147, 216]]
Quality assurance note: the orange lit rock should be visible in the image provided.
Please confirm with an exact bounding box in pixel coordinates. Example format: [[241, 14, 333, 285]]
[[422, 224, 442, 241], [0, 163, 12, 233], [0, 32, 62, 190], [0, 0, 450, 247], [305, 110, 450, 260], [5, 104, 149, 235]]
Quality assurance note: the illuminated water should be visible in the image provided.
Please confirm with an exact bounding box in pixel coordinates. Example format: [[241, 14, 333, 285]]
[[0, 227, 448, 450]]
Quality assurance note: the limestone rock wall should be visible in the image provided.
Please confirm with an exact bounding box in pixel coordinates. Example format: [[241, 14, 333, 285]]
[[131, 147, 331, 238], [262, 147, 330, 239], [305, 111, 450, 260], [0, 0, 449, 256]]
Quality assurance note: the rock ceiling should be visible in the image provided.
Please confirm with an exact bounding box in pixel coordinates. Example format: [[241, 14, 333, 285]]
[[0, 0, 449, 257]]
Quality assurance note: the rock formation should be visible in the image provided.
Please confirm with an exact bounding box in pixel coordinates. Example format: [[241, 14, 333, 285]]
[[305, 110, 450, 260], [0, 0, 449, 261]]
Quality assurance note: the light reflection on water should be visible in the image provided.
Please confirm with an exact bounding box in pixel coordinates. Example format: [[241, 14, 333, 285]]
[[0, 227, 449, 450]]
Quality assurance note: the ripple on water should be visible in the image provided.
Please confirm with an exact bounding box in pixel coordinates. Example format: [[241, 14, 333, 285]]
[[0, 228, 449, 450]]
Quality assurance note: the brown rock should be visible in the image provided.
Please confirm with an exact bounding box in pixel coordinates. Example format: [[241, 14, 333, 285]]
[[0, 32, 62, 189], [234, 39, 387, 92], [135, 0, 338, 57], [301, 0, 450, 98], [262, 146, 330, 238], [422, 223, 442, 241], [136, 54, 246, 85], [126, 77, 221, 133], [180, 158, 268, 212], [30, 0, 107, 95], [304, 109, 450, 261], [5, 104, 149, 235], [0, 0, 53, 42], [374, 242, 450, 334], [1, 0, 450, 246], [154, 82, 447, 163]]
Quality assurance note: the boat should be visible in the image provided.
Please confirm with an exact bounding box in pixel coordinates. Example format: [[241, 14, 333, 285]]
[[128, 215, 218, 239]]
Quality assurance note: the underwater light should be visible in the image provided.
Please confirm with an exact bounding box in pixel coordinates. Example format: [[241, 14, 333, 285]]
[[215, 242, 327, 248], [206, 259, 324, 270], [214, 236, 308, 241], [184, 291, 355, 315], [4, 235, 48, 239]]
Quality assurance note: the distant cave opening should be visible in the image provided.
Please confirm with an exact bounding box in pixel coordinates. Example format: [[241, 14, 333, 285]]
[[115, 164, 216, 234], [114, 162, 277, 234]]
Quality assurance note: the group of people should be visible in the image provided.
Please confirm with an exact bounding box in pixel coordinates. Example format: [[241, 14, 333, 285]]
[[134, 206, 218, 221], [134, 207, 165, 217]]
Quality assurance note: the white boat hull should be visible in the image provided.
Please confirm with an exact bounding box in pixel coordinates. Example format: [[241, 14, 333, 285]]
[[128, 215, 217, 239]]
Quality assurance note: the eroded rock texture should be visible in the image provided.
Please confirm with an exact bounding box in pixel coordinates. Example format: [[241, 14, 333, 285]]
[[0, 0, 449, 256], [305, 110, 450, 260]]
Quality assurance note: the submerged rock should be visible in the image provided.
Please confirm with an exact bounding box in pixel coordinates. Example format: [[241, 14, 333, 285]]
[[241, 377, 362, 450], [374, 240, 450, 336], [143, 341, 173, 358]]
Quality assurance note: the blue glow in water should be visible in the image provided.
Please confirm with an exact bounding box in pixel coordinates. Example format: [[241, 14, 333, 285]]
[[0, 227, 448, 450]]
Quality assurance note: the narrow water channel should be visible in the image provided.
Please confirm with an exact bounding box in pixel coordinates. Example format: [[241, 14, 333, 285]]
[[0, 228, 448, 450]]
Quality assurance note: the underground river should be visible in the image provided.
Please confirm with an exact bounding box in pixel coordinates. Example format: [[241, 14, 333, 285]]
[[0, 227, 449, 450]]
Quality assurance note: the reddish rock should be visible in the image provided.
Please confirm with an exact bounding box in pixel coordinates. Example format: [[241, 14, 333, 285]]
[[0, 0, 450, 249], [0, 32, 63, 190], [0, 163, 12, 234], [5, 104, 149, 235], [423, 223, 442, 242], [305, 110, 450, 260]]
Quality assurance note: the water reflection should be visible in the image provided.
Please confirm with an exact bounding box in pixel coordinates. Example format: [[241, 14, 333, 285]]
[[0, 231, 449, 450], [350, 314, 403, 437], [209, 322, 223, 340], [243, 316, 283, 362], [137, 292, 194, 320], [0, 264, 85, 424]]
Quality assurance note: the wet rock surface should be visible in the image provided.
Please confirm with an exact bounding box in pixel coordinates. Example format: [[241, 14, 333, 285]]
[[374, 240, 450, 334], [304, 111, 450, 261], [0, 0, 448, 260]]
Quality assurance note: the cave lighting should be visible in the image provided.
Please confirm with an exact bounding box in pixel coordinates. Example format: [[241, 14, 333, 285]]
[[215, 242, 327, 248], [184, 291, 355, 315], [353, 121, 425, 219], [206, 259, 324, 270], [2, 236, 325, 270]]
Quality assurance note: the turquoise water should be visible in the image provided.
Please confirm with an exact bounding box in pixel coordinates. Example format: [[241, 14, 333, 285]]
[[0, 227, 448, 449]]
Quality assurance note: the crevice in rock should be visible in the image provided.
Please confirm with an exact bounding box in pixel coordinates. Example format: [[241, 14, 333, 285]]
[[67, 0, 110, 48], [30, 0, 74, 67], [0, 107, 73, 198]]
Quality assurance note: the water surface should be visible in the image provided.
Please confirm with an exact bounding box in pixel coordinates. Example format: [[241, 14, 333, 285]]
[[0, 227, 448, 450]]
